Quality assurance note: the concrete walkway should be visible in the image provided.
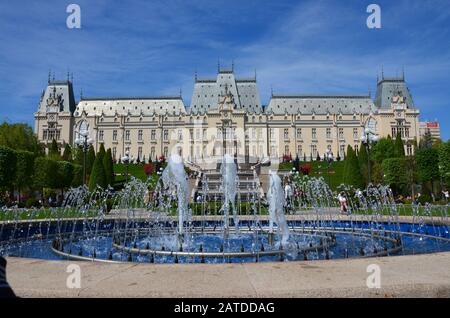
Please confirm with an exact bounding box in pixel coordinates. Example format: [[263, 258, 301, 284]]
[[6, 251, 450, 298]]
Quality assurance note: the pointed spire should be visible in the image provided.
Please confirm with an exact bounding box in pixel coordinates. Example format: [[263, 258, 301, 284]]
[[381, 65, 384, 80], [71, 72, 74, 83], [194, 69, 197, 81], [270, 85, 274, 97], [48, 70, 51, 84], [52, 72, 56, 81], [231, 60, 234, 72]]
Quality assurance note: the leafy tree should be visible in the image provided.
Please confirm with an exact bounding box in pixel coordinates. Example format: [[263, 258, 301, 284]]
[[56, 161, 74, 196], [103, 148, 115, 186], [382, 158, 408, 195], [416, 147, 440, 195], [438, 141, 450, 188], [87, 145, 96, 176], [0, 122, 43, 155], [62, 144, 72, 162], [343, 145, 364, 189], [34, 157, 58, 191], [48, 139, 61, 160], [71, 164, 83, 187], [371, 136, 395, 163], [419, 130, 434, 149], [89, 155, 107, 191], [393, 133, 405, 157], [0, 146, 17, 190], [14, 150, 35, 202]]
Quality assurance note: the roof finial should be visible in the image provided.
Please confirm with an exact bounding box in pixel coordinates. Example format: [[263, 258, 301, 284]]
[[52, 72, 56, 81], [71, 72, 74, 83], [194, 69, 197, 81], [381, 65, 384, 80], [48, 70, 51, 84], [402, 66, 405, 80], [254, 69, 257, 81], [271, 85, 274, 97], [231, 60, 234, 72], [67, 71, 70, 82], [179, 87, 182, 97], [80, 88, 83, 100], [217, 59, 220, 73]]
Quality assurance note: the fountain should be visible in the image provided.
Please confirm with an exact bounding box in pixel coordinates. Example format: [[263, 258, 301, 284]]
[[220, 154, 238, 232], [267, 171, 290, 246], [0, 155, 449, 264], [161, 154, 189, 236]]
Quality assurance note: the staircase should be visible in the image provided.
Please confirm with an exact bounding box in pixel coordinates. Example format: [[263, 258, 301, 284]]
[[193, 166, 262, 202]]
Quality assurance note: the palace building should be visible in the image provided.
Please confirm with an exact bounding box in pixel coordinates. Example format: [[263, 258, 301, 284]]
[[34, 66, 420, 167]]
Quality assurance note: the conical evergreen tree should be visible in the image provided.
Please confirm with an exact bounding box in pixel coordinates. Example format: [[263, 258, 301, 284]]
[[358, 142, 369, 186], [89, 155, 107, 191], [343, 145, 364, 189], [103, 148, 115, 186], [62, 144, 72, 162], [48, 139, 60, 160], [394, 133, 405, 157], [87, 145, 96, 176]]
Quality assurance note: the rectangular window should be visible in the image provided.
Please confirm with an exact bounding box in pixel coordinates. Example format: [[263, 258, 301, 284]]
[[405, 127, 410, 138], [150, 147, 155, 159], [178, 129, 183, 141], [353, 128, 358, 140], [326, 128, 331, 139], [217, 128, 222, 139], [163, 129, 169, 141], [392, 127, 396, 137], [407, 144, 412, 156], [284, 129, 289, 140], [297, 145, 302, 157], [339, 128, 344, 139], [151, 129, 156, 140], [312, 128, 317, 140], [296, 128, 302, 139], [340, 145, 346, 158], [112, 147, 117, 160], [125, 130, 130, 141], [311, 145, 317, 158], [56, 130, 61, 141], [203, 129, 207, 140], [99, 130, 104, 141], [138, 130, 143, 141], [163, 147, 168, 157], [43, 130, 48, 140], [270, 128, 275, 140], [251, 128, 256, 140], [113, 130, 117, 141]]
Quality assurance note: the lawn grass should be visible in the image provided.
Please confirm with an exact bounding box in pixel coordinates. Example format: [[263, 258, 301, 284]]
[[114, 164, 149, 182], [279, 161, 346, 190]]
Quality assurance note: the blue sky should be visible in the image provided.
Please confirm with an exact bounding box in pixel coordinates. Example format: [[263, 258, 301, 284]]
[[0, 0, 449, 139]]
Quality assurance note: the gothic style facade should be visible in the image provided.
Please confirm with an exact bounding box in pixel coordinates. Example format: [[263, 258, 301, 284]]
[[34, 67, 420, 167]]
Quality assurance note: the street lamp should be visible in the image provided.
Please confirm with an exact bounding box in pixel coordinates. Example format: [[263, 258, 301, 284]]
[[360, 127, 379, 184], [75, 129, 94, 185], [325, 149, 334, 186], [121, 151, 132, 183]]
